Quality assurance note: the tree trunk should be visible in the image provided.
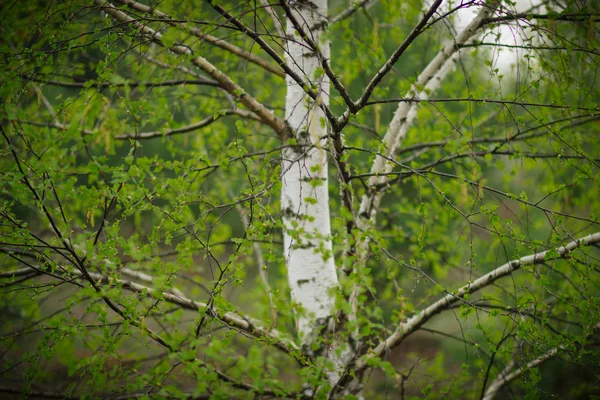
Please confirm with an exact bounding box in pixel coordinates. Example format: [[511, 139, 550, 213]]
[[281, 0, 338, 340]]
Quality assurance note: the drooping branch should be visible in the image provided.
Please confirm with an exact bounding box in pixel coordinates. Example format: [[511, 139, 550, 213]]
[[356, 231, 600, 372]]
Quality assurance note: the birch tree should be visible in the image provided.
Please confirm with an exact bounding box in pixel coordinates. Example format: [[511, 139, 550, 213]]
[[1, 0, 599, 398]]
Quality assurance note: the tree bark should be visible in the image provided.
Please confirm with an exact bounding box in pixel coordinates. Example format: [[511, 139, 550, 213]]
[[281, 0, 339, 340]]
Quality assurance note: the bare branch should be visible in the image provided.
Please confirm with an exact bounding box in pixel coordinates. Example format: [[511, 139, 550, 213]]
[[365, 97, 600, 112], [460, 42, 600, 55], [20, 109, 260, 140], [380, 169, 599, 224], [393, 113, 600, 157], [483, 12, 600, 25]]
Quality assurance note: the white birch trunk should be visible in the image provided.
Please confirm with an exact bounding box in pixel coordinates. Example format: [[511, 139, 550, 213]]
[[281, 0, 339, 340]]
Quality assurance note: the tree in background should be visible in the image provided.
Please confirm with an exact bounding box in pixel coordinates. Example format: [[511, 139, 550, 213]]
[[1, 0, 599, 398]]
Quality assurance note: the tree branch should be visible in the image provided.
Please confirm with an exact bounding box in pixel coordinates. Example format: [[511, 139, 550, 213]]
[[393, 113, 600, 157], [78, 267, 298, 354], [483, 320, 600, 399], [94, 0, 290, 139], [460, 42, 600, 55], [357, 4, 495, 224], [0, 387, 79, 400], [229, 191, 275, 316], [204, 0, 340, 127], [115, 0, 285, 77], [114, 109, 262, 139], [336, 4, 498, 353], [331, 0, 378, 25], [20, 108, 261, 140], [23, 75, 218, 88], [353, 0, 445, 111], [375, 169, 598, 224], [483, 12, 600, 25], [483, 348, 559, 400], [280, 1, 355, 113], [356, 231, 600, 372], [257, 0, 285, 39], [364, 97, 600, 111]]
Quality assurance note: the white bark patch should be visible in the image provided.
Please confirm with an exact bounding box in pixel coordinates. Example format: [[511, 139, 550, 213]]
[[281, 0, 339, 339]]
